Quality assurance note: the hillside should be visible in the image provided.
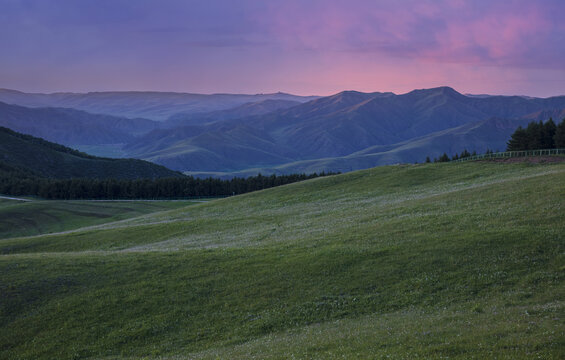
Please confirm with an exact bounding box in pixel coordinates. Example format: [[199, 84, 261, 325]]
[[1, 161, 563, 358], [165, 99, 302, 127], [0, 199, 190, 239], [122, 87, 565, 173], [230, 117, 534, 175], [0, 127, 181, 179]]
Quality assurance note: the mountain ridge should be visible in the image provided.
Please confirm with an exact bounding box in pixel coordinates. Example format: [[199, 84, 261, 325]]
[[127, 86, 565, 172], [0, 101, 159, 146], [3, 86, 565, 175], [0, 88, 319, 121]]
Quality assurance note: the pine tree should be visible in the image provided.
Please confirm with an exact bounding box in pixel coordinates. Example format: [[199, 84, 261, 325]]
[[554, 118, 565, 148], [525, 121, 544, 149], [506, 126, 529, 151], [438, 153, 450, 162], [541, 118, 556, 149], [460, 149, 471, 158]]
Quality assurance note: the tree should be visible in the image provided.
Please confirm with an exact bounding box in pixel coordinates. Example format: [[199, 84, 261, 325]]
[[526, 121, 544, 149], [506, 126, 529, 151], [425, 156, 431, 163], [507, 118, 562, 151], [541, 118, 556, 149], [438, 153, 450, 162], [460, 149, 471, 158], [555, 118, 565, 148]]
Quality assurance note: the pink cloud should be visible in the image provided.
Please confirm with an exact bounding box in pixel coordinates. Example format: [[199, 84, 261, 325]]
[[256, 0, 563, 69], [1, 0, 563, 96]]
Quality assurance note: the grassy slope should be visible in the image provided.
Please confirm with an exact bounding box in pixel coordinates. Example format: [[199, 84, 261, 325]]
[[0, 126, 181, 179], [0, 200, 192, 239], [1, 162, 564, 359]]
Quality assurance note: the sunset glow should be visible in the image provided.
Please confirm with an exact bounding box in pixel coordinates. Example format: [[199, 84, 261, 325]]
[[1, 0, 564, 96]]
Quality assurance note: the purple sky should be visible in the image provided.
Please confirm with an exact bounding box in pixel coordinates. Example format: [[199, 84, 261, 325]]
[[1, 0, 564, 97]]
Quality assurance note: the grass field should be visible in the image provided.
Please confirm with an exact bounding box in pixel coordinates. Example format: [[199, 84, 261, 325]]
[[0, 200, 194, 239], [1, 161, 564, 359]]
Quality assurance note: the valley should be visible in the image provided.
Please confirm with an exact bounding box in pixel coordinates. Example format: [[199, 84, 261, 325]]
[[1, 87, 564, 176]]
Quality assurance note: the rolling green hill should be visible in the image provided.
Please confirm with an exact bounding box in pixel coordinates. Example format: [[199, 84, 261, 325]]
[[0, 199, 193, 239], [0, 126, 181, 179], [1, 161, 564, 359]]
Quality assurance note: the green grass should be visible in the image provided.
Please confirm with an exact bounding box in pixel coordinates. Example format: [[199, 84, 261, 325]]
[[0, 200, 193, 239], [1, 162, 564, 359]]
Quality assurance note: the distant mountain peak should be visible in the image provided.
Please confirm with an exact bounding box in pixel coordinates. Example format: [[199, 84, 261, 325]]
[[409, 86, 459, 95], [403, 86, 466, 101]]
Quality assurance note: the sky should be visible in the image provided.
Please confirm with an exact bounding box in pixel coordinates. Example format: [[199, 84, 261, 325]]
[[1, 0, 564, 97]]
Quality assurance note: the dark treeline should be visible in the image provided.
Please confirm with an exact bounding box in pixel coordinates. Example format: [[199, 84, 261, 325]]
[[425, 148, 478, 163], [507, 118, 565, 151], [0, 170, 339, 200], [424, 118, 565, 163]]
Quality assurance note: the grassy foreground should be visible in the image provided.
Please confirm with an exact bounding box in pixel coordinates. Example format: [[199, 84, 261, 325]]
[[0, 200, 192, 239], [1, 161, 564, 359]]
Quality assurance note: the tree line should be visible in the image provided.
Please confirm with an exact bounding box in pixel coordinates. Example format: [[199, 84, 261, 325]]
[[506, 118, 565, 151], [0, 169, 338, 200], [425, 149, 480, 163], [423, 118, 565, 163]]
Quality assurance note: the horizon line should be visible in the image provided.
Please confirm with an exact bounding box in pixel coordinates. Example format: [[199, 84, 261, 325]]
[[1, 86, 564, 99]]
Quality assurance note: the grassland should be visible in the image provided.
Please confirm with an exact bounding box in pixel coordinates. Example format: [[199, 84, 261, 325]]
[[0, 200, 193, 239], [1, 161, 564, 359]]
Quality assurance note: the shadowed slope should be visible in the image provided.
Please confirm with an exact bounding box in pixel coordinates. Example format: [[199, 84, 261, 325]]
[[0, 127, 181, 179]]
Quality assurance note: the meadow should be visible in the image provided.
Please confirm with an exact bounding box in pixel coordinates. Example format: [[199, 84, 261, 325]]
[[1, 161, 564, 359], [0, 199, 192, 239]]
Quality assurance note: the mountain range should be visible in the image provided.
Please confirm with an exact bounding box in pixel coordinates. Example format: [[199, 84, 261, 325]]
[[1, 86, 564, 176], [0, 89, 317, 121]]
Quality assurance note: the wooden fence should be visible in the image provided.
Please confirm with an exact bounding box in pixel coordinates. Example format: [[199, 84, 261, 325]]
[[453, 148, 565, 162]]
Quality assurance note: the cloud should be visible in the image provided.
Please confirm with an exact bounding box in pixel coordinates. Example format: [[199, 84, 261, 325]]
[[0, 0, 563, 95], [257, 0, 565, 69]]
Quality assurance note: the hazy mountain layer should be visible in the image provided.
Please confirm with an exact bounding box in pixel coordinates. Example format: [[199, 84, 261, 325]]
[[165, 99, 302, 127], [0, 101, 159, 146], [0, 89, 318, 121]]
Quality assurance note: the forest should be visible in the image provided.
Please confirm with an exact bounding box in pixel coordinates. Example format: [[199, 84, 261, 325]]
[[0, 165, 336, 200], [506, 118, 565, 151]]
